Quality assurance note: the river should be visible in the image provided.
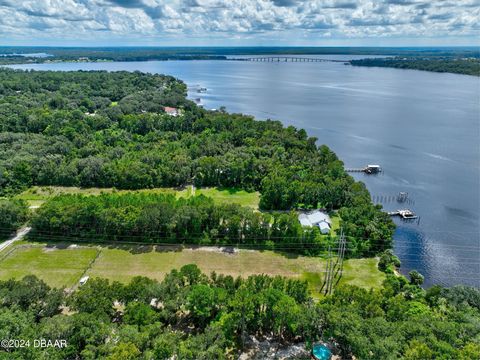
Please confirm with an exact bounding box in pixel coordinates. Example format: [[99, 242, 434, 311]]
[[9, 55, 480, 288]]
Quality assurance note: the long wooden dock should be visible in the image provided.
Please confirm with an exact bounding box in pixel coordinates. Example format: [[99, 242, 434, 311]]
[[346, 165, 382, 174]]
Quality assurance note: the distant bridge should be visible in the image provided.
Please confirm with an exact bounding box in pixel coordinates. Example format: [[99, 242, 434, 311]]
[[229, 56, 350, 63]]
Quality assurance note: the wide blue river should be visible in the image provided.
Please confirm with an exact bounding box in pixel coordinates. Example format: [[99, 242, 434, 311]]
[[10, 56, 480, 287]]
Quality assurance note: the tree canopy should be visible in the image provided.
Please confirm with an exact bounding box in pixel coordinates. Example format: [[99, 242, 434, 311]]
[[0, 199, 28, 241], [0, 267, 478, 359], [30, 192, 326, 254], [350, 57, 480, 76]]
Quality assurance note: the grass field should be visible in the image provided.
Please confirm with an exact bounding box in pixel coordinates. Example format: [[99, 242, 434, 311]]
[[0, 243, 385, 295], [15, 186, 260, 209], [0, 245, 99, 288], [194, 187, 260, 208]]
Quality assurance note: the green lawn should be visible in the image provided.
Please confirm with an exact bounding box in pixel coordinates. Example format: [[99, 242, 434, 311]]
[[0, 243, 385, 295], [195, 187, 260, 209], [339, 258, 386, 289], [330, 214, 341, 235], [15, 186, 260, 209], [0, 245, 99, 288], [14, 186, 118, 207], [301, 258, 385, 298]]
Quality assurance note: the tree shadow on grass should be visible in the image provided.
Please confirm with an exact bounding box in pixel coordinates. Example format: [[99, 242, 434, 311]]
[[154, 244, 183, 253], [110, 244, 154, 254], [276, 251, 301, 259], [26, 235, 322, 259], [216, 186, 254, 195], [44, 242, 71, 250], [36, 239, 157, 255]]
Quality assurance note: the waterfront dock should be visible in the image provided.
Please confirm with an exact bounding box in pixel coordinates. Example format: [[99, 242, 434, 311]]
[[388, 209, 418, 219], [346, 164, 382, 174]]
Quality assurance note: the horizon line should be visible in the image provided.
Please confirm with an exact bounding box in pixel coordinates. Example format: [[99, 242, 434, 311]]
[[1, 45, 479, 48]]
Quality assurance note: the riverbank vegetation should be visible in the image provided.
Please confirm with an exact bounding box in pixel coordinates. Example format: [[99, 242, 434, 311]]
[[351, 57, 480, 76], [0, 68, 394, 255], [0, 266, 478, 359]]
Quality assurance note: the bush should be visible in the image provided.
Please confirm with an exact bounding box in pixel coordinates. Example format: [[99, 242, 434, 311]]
[[0, 199, 29, 240]]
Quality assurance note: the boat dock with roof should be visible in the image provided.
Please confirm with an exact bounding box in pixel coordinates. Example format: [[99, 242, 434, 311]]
[[387, 209, 418, 219]]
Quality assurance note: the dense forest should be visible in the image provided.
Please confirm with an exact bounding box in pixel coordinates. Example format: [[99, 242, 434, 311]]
[[0, 265, 478, 359], [30, 192, 325, 254], [0, 68, 394, 252], [350, 57, 480, 76]]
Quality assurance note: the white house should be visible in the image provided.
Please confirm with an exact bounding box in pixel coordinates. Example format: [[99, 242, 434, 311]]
[[298, 210, 332, 234]]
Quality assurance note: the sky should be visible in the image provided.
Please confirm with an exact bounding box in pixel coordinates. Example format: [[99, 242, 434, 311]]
[[0, 0, 479, 47]]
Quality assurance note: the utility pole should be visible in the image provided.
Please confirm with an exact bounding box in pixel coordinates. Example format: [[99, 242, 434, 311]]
[[326, 246, 334, 295], [335, 228, 347, 283], [323, 228, 347, 296], [322, 246, 333, 295]]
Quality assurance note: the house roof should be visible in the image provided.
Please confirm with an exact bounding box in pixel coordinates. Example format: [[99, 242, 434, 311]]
[[308, 211, 330, 225], [298, 210, 331, 227], [318, 222, 331, 231], [298, 214, 311, 227], [164, 106, 178, 113]]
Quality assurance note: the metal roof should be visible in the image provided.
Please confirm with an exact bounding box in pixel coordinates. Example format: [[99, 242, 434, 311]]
[[298, 210, 331, 227]]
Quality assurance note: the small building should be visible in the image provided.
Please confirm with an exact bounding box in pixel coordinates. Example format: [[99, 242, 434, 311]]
[[164, 106, 179, 116], [298, 210, 332, 234], [79, 276, 89, 286]]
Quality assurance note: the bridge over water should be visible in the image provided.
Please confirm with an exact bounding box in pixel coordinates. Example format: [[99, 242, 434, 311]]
[[229, 56, 350, 63]]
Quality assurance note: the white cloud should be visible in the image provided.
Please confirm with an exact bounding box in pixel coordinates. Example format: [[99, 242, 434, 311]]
[[0, 0, 478, 45]]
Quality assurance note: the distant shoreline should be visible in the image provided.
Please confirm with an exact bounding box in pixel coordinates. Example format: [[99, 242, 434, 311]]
[[4, 53, 479, 76]]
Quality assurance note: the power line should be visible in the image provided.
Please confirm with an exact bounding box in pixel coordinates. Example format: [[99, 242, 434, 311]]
[[19, 238, 476, 256], [322, 246, 333, 295], [5, 226, 477, 249], [25, 231, 480, 244], [336, 228, 347, 281], [322, 228, 347, 295], [1, 239, 480, 284], [4, 230, 479, 261]]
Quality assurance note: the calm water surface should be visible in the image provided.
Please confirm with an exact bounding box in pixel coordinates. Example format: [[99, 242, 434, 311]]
[[10, 56, 480, 287]]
